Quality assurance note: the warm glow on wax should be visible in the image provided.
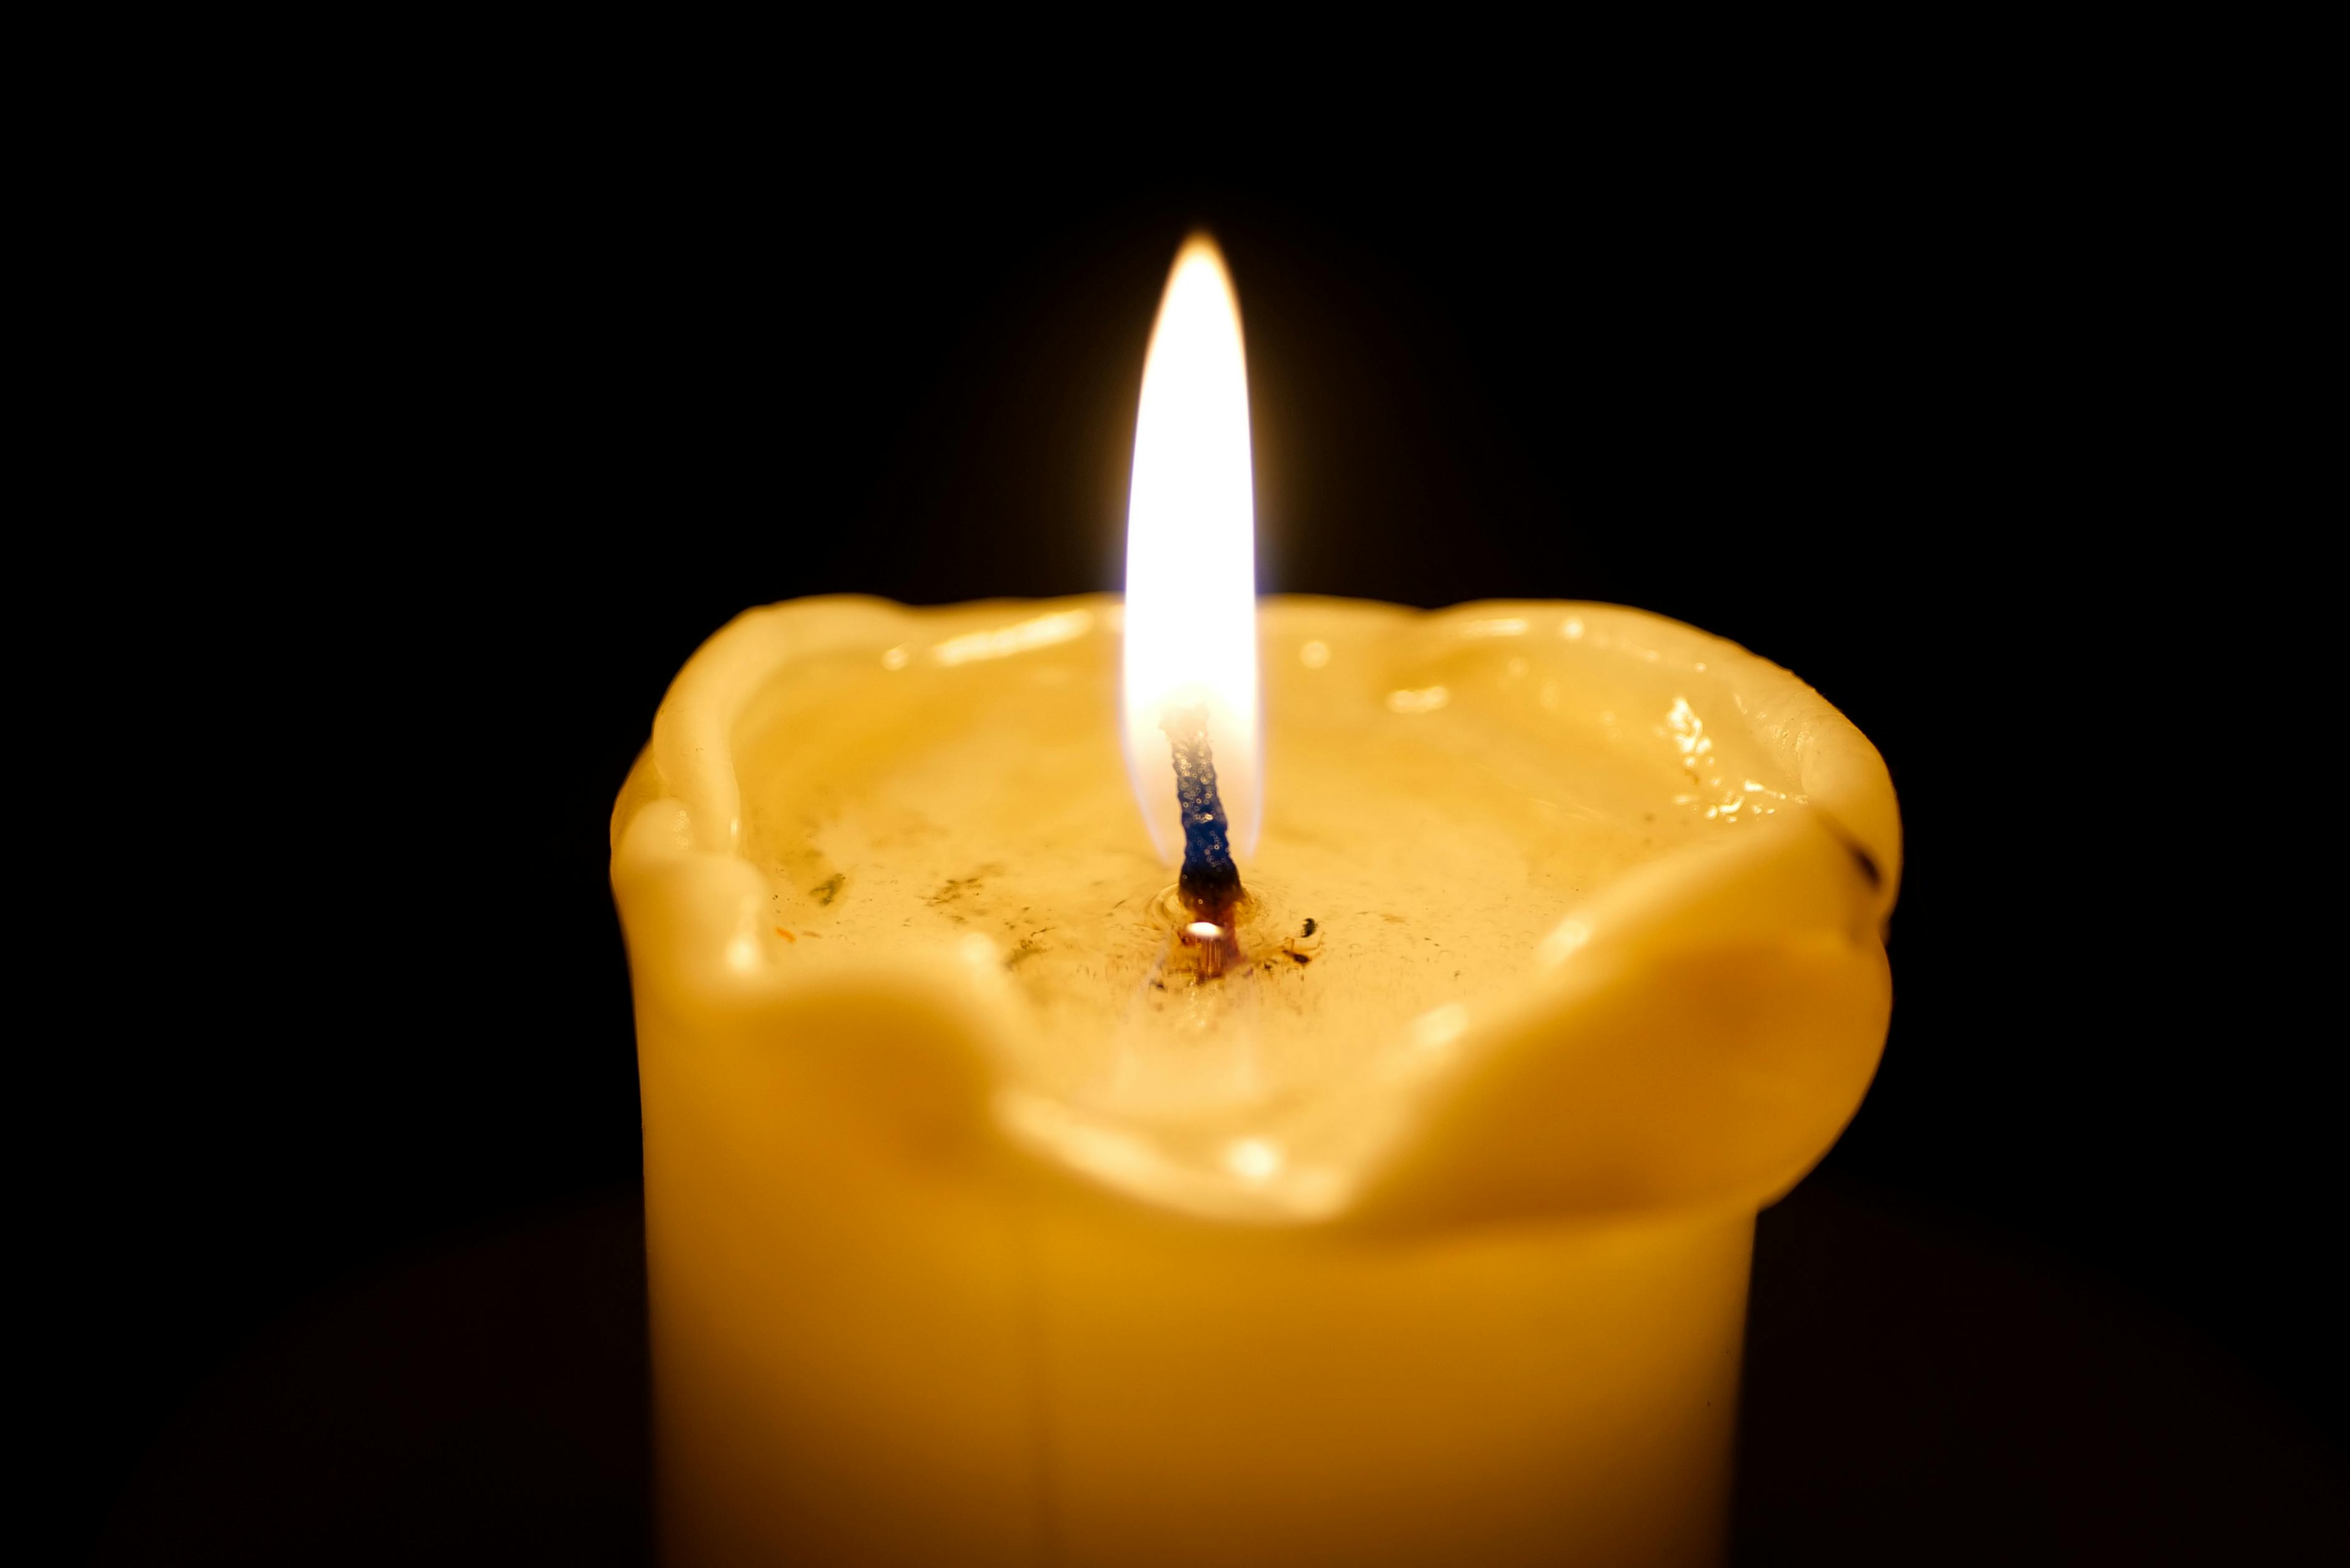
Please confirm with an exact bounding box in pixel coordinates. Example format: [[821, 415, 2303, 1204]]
[[1123, 234, 1261, 864]]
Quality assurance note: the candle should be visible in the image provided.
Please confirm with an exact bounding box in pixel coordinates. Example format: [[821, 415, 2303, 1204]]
[[612, 237, 1898, 1567]]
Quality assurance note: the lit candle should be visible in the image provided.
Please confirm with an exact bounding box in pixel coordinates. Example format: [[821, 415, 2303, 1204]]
[[612, 236, 1898, 1567]]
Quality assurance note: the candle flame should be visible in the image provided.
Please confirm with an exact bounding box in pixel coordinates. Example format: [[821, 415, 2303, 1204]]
[[1123, 235, 1260, 864]]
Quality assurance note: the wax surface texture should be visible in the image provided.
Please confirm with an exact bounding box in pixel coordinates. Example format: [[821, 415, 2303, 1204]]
[[612, 594, 1899, 1566]]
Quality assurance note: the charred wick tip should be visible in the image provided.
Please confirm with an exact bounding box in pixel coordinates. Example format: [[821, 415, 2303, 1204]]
[[1161, 703, 1245, 917]]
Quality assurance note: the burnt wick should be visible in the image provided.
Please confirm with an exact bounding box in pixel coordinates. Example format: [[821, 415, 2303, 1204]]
[[1161, 702, 1246, 977], [1161, 703, 1243, 907]]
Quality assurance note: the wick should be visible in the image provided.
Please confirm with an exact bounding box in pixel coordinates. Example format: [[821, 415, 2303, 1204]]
[[1161, 702, 1246, 976], [1161, 703, 1243, 908]]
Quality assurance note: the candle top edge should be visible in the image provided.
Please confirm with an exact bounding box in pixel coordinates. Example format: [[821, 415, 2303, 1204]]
[[608, 593, 1900, 1233]]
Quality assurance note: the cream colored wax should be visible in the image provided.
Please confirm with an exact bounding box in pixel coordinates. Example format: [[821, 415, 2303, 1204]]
[[611, 593, 1899, 1567]]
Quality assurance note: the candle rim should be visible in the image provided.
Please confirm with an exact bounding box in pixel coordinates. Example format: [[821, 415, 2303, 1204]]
[[624, 592, 1897, 899], [612, 592, 1901, 1232]]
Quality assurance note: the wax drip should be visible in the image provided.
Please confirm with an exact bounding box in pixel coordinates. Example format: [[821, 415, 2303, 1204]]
[[1161, 702, 1246, 977]]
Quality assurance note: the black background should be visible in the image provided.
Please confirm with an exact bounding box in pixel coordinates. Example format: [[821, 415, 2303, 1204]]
[[56, 112, 2339, 1561]]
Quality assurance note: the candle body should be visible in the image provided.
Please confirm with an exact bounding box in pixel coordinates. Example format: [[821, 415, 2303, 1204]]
[[644, 1021, 1749, 1565], [614, 596, 1898, 1567]]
